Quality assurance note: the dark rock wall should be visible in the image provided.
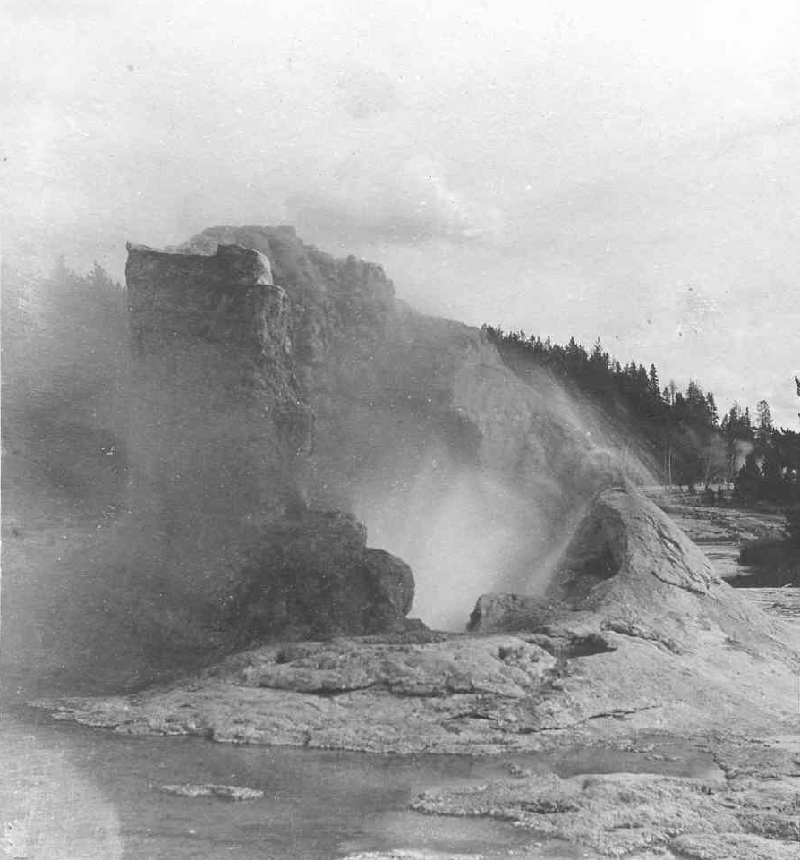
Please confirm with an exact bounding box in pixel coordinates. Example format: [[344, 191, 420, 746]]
[[122, 239, 413, 654]]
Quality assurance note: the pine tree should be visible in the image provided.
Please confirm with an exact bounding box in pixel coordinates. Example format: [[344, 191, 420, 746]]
[[735, 452, 763, 505], [762, 452, 784, 502], [706, 392, 719, 427], [787, 382, 800, 545], [756, 399, 773, 442], [648, 364, 660, 397]]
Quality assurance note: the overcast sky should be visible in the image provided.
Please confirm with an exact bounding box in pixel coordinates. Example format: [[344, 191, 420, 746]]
[[4, 0, 800, 425]]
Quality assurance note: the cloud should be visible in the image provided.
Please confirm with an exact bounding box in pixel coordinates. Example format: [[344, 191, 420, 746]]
[[5, 0, 800, 427]]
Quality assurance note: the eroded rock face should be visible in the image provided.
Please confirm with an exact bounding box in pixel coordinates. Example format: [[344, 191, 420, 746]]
[[7, 229, 656, 683], [172, 225, 396, 386], [125, 241, 310, 519]]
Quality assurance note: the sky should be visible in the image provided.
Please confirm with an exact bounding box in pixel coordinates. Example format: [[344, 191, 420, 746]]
[[3, 0, 800, 426]]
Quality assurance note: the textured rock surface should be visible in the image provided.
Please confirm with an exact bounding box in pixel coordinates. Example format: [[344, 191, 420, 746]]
[[32, 633, 566, 754], [30, 597, 800, 755], [416, 733, 800, 859], [338, 854, 484, 860]]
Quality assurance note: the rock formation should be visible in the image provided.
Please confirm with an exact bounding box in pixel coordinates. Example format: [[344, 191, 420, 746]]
[[33, 224, 633, 678], [411, 749, 800, 859], [0, 226, 672, 682], [34, 488, 798, 745], [469, 487, 792, 658], [156, 226, 633, 630], [15, 229, 800, 860], [124, 240, 310, 522], [120, 239, 418, 654], [30, 484, 800, 859]]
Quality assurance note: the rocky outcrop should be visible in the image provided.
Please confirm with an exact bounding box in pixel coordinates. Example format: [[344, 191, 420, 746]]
[[37, 232, 427, 672], [124, 240, 311, 519], [559, 487, 717, 594], [69, 224, 641, 670], [171, 225, 397, 391], [112, 238, 420, 655], [0, 227, 668, 683]]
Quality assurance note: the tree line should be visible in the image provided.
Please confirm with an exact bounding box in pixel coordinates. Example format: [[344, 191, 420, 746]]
[[482, 325, 800, 503]]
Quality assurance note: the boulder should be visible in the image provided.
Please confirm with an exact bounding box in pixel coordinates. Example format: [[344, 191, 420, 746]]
[[468, 593, 554, 634], [364, 548, 415, 619], [231, 510, 415, 640]]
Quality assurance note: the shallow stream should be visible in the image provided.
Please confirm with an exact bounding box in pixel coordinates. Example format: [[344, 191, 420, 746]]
[[1, 705, 721, 860]]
